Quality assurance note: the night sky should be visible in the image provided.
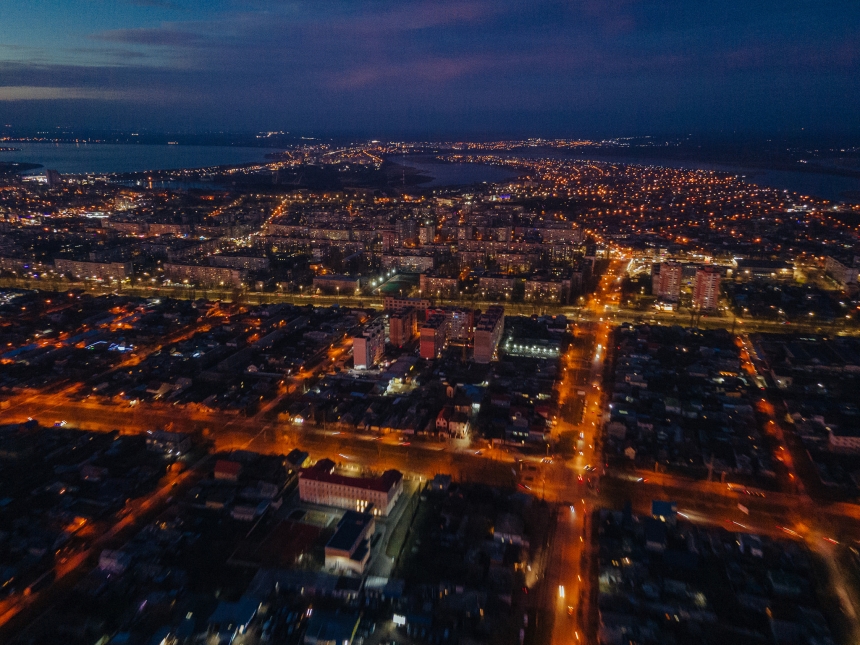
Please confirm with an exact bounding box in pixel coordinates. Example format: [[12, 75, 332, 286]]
[[1, 0, 858, 137]]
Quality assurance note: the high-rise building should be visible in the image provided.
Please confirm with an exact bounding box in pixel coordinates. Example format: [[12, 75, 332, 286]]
[[353, 318, 385, 369], [419, 314, 447, 359], [389, 308, 417, 348], [479, 276, 515, 298], [524, 278, 571, 304], [383, 296, 430, 319], [654, 262, 682, 302], [380, 230, 395, 252], [692, 267, 721, 311], [395, 219, 418, 246], [419, 273, 458, 298], [473, 306, 505, 363], [419, 223, 435, 246], [425, 307, 475, 341]]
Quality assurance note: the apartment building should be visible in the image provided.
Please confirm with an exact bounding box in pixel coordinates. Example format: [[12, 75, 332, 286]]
[[54, 259, 132, 280], [389, 308, 417, 348], [353, 318, 385, 369], [162, 263, 246, 287], [420, 314, 447, 359], [653, 262, 682, 302], [693, 267, 721, 311], [474, 306, 505, 363]]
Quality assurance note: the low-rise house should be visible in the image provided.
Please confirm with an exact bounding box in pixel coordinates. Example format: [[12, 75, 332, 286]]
[[324, 510, 375, 576]]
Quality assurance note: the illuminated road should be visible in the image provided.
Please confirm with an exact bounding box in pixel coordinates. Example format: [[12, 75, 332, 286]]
[[1, 276, 857, 337], [528, 261, 622, 645], [4, 259, 860, 641], [544, 502, 588, 645]]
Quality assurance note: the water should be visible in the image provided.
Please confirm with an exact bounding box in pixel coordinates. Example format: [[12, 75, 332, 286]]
[[562, 152, 860, 203], [3, 143, 521, 187], [0, 142, 269, 175], [402, 150, 860, 200], [4, 142, 855, 201], [394, 156, 521, 187]]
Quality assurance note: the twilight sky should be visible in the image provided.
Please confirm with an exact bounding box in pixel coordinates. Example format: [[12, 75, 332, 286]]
[[1, 0, 858, 137]]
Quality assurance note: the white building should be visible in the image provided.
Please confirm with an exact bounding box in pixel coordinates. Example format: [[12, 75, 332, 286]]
[[324, 510, 375, 575], [299, 459, 403, 516], [353, 318, 385, 369], [383, 295, 430, 317], [825, 256, 858, 287]]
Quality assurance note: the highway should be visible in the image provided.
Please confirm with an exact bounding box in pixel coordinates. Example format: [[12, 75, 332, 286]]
[[2, 275, 858, 337]]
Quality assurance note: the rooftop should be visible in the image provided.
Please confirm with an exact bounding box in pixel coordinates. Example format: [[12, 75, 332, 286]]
[[300, 461, 403, 493], [326, 510, 374, 552]]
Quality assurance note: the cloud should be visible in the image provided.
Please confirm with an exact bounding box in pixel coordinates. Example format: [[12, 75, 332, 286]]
[[0, 86, 131, 101], [125, 0, 177, 7], [327, 55, 495, 90], [330, 0, 506, 34], [722, 40, 860, 71], [94, 27, 207, 48], [1, 0, 857, 134], [569, 0, 638, 34]]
